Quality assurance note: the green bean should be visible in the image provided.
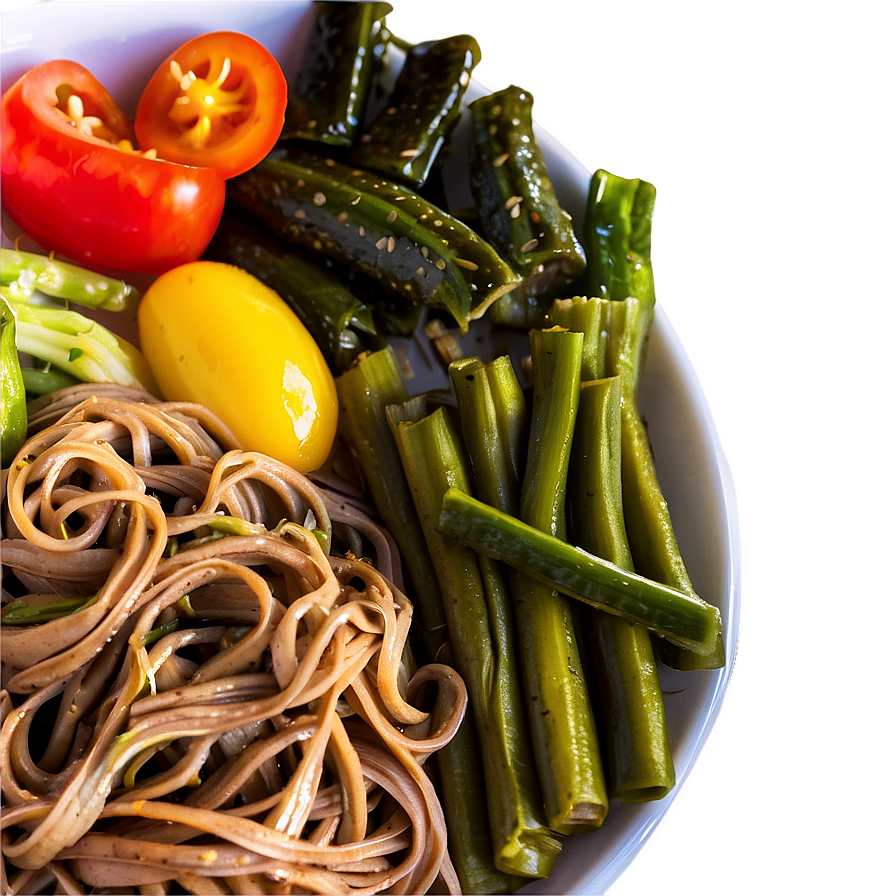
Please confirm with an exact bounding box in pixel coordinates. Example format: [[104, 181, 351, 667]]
[[505, 327, 608, 834], [334, 347, 447, 661], [436, 716, 529, 895], [447, 355, 561, 876], [569, 376, 675, 801], [546, 295, 610, 382], [611, 298, 725, 670], [437, 486, 723, 658], [388, 398, 562, 878]]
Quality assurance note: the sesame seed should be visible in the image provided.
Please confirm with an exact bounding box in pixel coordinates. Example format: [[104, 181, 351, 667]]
[[435, 259, 447, 270], [376, 237, 389, 250], [510, 204, 521, 219], [399, 148, 418, 158], [313, 192, 326, 206], [494, 153, 510, 167], [387, 236, 396, 252], [293, 209, 307, 219], [521, 238, 539, 253], [387, 209, 398, 224], [351, 195, 361, 205], [416, 266, 425, 276], [337, 211, 348, 222], [359, 225, 365, 237], [455, 258, 480, 271], [296, 178, 305, 188], [325, 158, 336, 167]]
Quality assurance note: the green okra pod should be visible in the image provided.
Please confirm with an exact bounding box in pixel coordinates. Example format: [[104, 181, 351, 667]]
[[1, 297, 27, 467], [388, 399, 561, 879], [469, 86, 586, 328], [438, 486, 724, 658], [334, 347, 447, 661], [569, 376, 675, 802], [280, 1, 392, 147], [508, 327, 608, 834], [228, 146, 521, 330], [351, 34, 481, 189], [205, 210, 380, 373], [0, 248, 138, 312]]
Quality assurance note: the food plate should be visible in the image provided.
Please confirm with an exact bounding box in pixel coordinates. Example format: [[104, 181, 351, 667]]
[[0, 2, 741, 893]]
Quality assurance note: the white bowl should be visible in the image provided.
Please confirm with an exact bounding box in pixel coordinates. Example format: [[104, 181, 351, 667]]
[[1, 3, 741, 893]]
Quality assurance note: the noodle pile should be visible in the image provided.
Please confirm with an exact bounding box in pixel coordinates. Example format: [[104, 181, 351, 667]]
[[0, 385, 467, 895]]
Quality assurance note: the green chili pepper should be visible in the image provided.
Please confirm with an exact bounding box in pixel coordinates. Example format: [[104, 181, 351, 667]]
[[280, 1, 392, 148], [351, 34, 481, 189], [468, 86, 586, 328], [228, 145, 521, 330], [1, 297, 27, 467], [1, 593, 98, 625]]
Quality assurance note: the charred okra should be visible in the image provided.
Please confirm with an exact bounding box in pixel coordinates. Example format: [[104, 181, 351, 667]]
[[281, 1, 392, 148], [468, 86, 586, 328], [351, 34, 481, 189], [228, 145, 521, 330]]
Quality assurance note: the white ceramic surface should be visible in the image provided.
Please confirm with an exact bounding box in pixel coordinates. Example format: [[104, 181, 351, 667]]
[[0, 3, 741, 893]]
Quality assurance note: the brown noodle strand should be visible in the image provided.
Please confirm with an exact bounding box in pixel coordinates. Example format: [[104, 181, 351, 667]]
[[1, 385, 466, 894]]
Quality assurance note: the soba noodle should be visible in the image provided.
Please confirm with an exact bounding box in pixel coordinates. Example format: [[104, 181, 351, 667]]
[[0, 385, 467, 895]]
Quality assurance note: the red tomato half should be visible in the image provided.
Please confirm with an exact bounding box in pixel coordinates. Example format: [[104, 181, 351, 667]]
[[135, 31, 288, 179], [1, 60, 226, 275]]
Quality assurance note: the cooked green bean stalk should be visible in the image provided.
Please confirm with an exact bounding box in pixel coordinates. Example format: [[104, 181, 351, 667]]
[[448, 355, 528, 516], [205, 209, 381, 373], [351, 34, 481, 189], [438, 487, 724, 658], [1, 297, 27, 467], [280, 1, 392, 147], [506, 327, 608, 834], [468, 86, 586, 328], [436, 716, 530, 895], [388, 399, 562, 878], [0, 248, 137, 312], [546, 294, 609, 382], [334, 347, 447, 661], [610, 297, 725, 669], [228, 146, 521, 330], [569, 376, 675, 801]]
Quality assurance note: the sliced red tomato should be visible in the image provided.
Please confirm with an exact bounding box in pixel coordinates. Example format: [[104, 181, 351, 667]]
[[134, 31, 288, 179], [1, 60, 226, 275]]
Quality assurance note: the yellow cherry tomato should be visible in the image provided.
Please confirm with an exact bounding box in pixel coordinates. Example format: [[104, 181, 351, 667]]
[[137, 260, 338, 472]]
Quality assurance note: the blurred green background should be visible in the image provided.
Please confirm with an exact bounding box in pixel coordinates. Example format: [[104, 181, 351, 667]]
[[392, 0, 896, 896]]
